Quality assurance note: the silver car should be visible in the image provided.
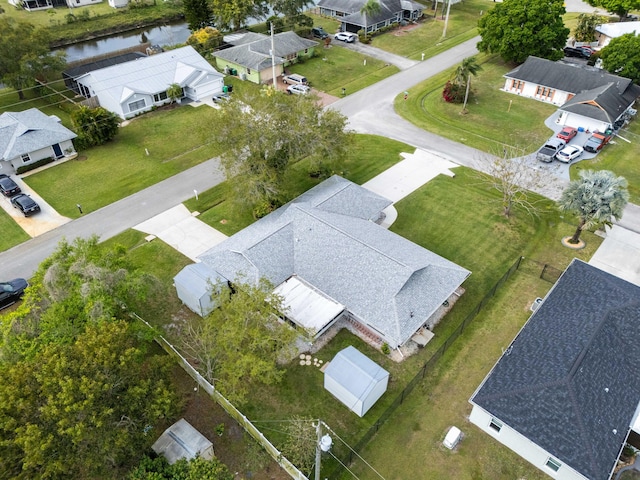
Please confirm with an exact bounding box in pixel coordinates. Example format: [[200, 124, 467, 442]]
[[286, 85, 311, 95]]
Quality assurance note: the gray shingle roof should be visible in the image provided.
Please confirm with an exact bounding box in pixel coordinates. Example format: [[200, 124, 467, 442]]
[[319, 0, 424, 26], [0, 108, 77, 161], [560, 82, 640, 124], [199, 176, 470, 348], [471, 260, 640, 480], [215, 32, 318, 71], [505, 56, 633, 95]]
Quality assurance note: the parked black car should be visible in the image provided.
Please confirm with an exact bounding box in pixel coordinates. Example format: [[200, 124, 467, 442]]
[[0, 174, 21, 197], [0, 278, 28, 309], [312, 27, 329, 39], [563, 47, 590, 59], [11, 193, 40, 216]]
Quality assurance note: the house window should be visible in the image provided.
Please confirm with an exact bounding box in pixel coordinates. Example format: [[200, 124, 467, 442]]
[[545, 457, 561, 472], [489, 418, 502, 433], [153, 91, 168, 102], [286, 53, 297, 61], [535, 86, 555, 101], [21, 153, 30, 164], [247, 68, 251, 75], [128, 99, 146, 112], [511, 80, 524, 92], [304, 49, 308, 54]]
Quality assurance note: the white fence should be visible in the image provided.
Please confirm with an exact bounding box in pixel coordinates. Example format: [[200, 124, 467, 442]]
[[132, 314, 308, 480]]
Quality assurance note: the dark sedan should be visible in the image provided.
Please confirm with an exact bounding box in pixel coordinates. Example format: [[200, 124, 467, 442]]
[[0, 278, 28, 309], [0, 174, 21, 197], [11, 193, 40, 216]]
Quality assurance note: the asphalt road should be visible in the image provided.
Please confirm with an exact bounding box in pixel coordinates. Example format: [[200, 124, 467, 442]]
[[1, 159, 224, 279]]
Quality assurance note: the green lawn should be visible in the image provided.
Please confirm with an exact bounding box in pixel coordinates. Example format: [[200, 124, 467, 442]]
[[23, 104, 222, 218], [184, 134, 412, 236], [0, 209, 31, 251], [571, 118, 640, 204], [288, 44, 399, 96], [395, 54, 557, 153], [370, 0, 493, 60], [0, 85, 75, 127]]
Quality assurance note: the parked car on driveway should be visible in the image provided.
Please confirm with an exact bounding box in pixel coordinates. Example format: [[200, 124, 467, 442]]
[[311, 27, 329, 39], [556, 126, 578, 142], [282, 73, 308, 86], [536, 137, 566, 163], [0, 278, 28, 310], [563, 46, 590, 59], [555, 145, 584, 163], [0, 174, 21, 197], [10, 193, 40, 216], [335, 32, 357, 43], [286, 84, 311, 95], [212, 92, 230, 103], [584, 131, 613, 153]]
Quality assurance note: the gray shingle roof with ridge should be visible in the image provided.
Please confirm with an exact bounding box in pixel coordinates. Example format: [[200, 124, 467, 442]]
[[199, 176, 470, 348], [0, 108, 77, 160], [560, 82, 640, 124], [471, 260, 640, 480]]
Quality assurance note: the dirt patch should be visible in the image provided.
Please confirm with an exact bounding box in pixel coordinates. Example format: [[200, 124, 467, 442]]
[[171, 366, 289, 480], [392, 21, 425, 36]]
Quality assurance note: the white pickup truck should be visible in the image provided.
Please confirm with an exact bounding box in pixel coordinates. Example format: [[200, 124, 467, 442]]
[[536, 138, 566, 163]]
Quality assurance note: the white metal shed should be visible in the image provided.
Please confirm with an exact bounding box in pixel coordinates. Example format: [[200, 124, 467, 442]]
[[151, 418, 214, 464], [324, 346, 389, 417], [174, 263, 226, 317]]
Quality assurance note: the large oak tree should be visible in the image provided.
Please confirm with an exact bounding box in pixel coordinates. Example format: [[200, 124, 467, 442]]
[[477, 0, 569, 64]]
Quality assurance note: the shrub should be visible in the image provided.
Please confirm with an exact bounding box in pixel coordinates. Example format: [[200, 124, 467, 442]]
[[381, 343, 391, 355], [16, 157, 55, 174], [442, 81, 465, 103]]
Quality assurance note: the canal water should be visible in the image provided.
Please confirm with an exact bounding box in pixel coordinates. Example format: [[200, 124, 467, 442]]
[[61, 21, 191, 62]]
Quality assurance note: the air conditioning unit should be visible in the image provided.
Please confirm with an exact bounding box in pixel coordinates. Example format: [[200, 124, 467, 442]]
[[240, 73, 247, 81]]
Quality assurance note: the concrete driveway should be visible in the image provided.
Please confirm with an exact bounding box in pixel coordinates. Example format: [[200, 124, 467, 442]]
[[589, 225, 640, 287], [0, 175, 71, 237]]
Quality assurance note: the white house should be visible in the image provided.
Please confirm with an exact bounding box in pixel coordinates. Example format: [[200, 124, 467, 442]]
[[107, 0, 128, 7], [0, 108, 77, 172], [65, 0, 103, 7], [503, 56, 640, 132], [75, 46, 225, 119], [595, 21, 640, 47], [324, 346, 389, 417], [470, 260, 640, 480]]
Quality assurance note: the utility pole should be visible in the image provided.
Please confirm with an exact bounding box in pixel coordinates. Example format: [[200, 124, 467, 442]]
[[442, 0, 452, 37], [270, 22, 277, 88], [315, 420, 333, 480]]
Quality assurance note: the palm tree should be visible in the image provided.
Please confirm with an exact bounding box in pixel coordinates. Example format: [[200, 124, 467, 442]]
[[558, 170, 629, 244], [454, 56, 482, 112], [360, 0, 381, 42], [167, 83, 183, 103]]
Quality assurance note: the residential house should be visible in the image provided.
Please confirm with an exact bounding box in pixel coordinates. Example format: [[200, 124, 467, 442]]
[[0, 108, 77, 172], [595, 21, 640, 48], [75, 46, 225, 119], [65, 0, 103, 7], [8, 0, 99, 9], [108, 0, 128, 7], [214, 31, 318, 84], [63, 51, 147, 95], [470, 259, 640, 480], [176, 176, 470, 350], [317, 0, 425, 34], [503, 56, 640, 132]]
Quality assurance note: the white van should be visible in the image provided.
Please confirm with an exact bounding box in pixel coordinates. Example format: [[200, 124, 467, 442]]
[[282, 74, 308, 86]]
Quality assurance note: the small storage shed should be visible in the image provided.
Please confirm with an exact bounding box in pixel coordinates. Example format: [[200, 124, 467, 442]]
[[174, 263, 226, 317], [152, 418, 214, 464], [324, 346, 389, 417]]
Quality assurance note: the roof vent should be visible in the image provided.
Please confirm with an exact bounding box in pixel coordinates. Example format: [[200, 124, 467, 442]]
[[613, 429, 617, 435], [605, 387, 609, 393]]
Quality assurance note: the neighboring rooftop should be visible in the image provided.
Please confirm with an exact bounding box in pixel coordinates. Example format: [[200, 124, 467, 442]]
[[471, 260, 640, 480], [596, 21, 640, 38], [0, 108, 77, 160], [505, 56, 633, 95]]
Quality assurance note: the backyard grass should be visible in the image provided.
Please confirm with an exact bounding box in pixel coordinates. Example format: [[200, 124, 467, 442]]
[[23, 104, 222, 218], [370, 0, 492, 60], [395, 54, 557, 153], [571, 118, 640, 204], [0, 85, 75, 127], [184, 134, 412, 235], [287, 45, 399, 97]]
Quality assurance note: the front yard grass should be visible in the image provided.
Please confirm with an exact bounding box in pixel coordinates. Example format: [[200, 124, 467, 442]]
[[0, 208, 31, 251], [571, 118, 640, 204], [185, 134, 411, 236], [395, 54, 557, 153], [287, 45, 399, 97], [23, 104, 223, 218], [370, 0, 492, 60]]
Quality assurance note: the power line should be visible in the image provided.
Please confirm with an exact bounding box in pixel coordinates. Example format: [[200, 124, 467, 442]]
[[321, 422, 386, 480], [328, 450, 361, 480]]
